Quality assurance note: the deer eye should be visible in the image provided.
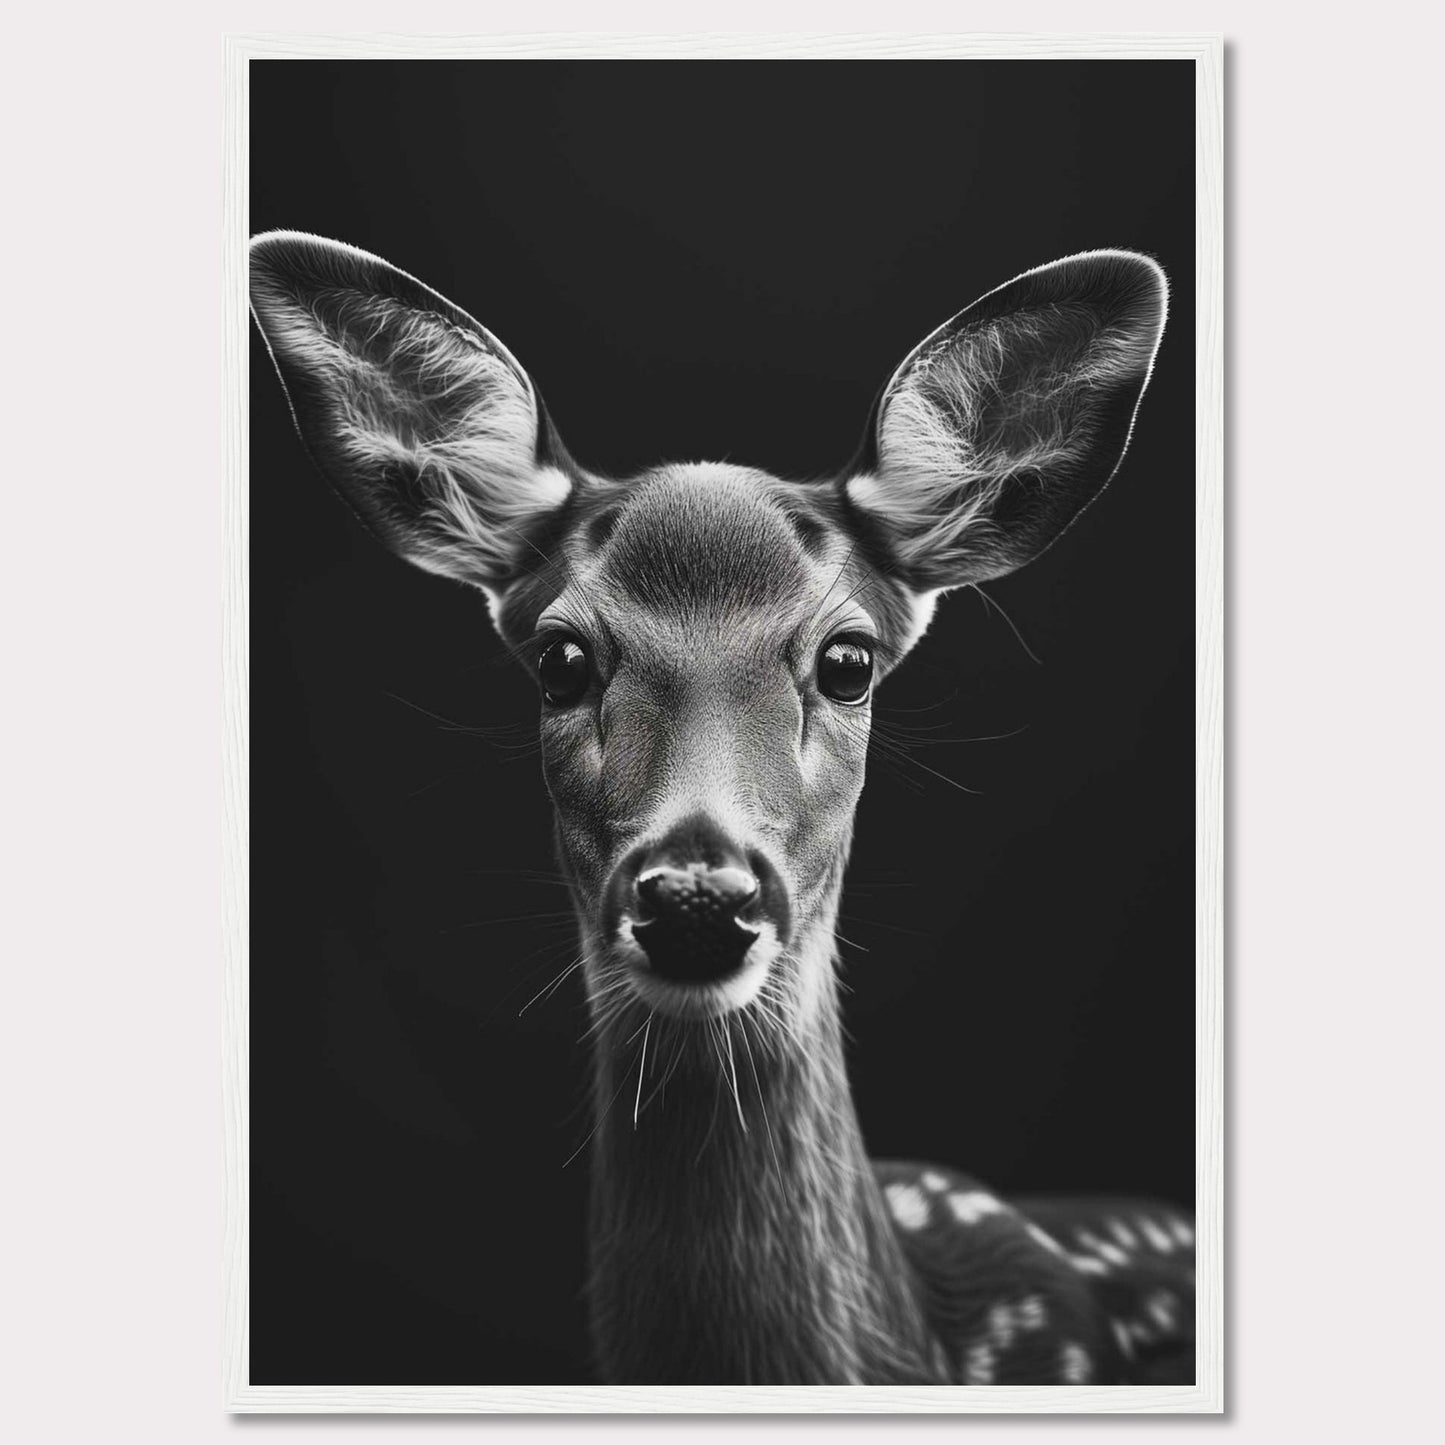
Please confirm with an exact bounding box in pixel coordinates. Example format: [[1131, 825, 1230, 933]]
[[817, 638, 874, 705], [538, 638, 590, 706]]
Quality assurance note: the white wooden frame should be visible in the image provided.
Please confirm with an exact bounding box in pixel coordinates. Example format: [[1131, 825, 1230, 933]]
[[222, 31, 1223, 1414]]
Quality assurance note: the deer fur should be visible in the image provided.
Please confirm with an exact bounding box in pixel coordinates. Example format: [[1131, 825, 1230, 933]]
[[250, 232, 1193, 1386]]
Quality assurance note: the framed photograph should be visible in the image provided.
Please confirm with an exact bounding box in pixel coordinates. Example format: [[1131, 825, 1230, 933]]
[[224, 33, 1222, 1412]]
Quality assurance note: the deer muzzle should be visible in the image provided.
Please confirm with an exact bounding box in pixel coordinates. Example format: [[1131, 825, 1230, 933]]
[[608, 812, 789, 992]]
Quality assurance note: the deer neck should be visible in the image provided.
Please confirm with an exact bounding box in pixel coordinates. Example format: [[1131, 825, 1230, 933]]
[[585, 928, 940, 1385]]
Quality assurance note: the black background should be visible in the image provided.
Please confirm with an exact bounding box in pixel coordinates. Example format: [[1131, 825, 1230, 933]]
[[250, 59, 1194, 1385]]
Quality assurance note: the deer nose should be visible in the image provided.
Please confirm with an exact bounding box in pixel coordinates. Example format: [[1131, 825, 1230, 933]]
[[632, 861, 762, 983], [637, 864, 759, 922]]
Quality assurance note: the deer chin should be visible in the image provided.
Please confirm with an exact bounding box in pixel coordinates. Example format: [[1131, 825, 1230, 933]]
[[607, 918, 780, 1022]]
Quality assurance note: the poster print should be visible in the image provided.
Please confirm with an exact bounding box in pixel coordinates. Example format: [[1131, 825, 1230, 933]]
[[229, 38, 1222, 1412]]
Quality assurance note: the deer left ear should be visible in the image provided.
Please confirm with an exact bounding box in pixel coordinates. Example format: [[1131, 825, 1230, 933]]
[[249, 231, 574, 601], [846, 250, 1167, 589]]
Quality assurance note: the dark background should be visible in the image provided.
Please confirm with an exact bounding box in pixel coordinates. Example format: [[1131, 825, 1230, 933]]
[[250, 59, 1194, 1385]]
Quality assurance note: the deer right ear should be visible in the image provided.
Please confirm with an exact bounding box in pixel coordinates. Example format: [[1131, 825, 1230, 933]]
[[846, 250, 1167, 590], [249, 231, 573, 598]]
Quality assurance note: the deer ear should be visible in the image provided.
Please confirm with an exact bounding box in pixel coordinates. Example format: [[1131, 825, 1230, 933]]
[[249, 231, 572, 596], [846, 250, 1167, 589]]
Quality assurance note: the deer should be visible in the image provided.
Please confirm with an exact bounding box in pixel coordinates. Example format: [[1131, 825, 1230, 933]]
[[249, 231, 1195, 1387]]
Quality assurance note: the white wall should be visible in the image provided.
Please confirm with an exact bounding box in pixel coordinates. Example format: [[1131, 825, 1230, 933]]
[[2, 2, 1439, 1440]]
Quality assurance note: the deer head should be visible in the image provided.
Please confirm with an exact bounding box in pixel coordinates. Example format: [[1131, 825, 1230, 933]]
[[250, 232, 1166, 1061]]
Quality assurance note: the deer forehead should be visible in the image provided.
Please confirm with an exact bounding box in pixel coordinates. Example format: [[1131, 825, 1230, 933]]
[[587, 464, 841, 616], [495, 463, 927, 662], [546, 465, 878, 668]]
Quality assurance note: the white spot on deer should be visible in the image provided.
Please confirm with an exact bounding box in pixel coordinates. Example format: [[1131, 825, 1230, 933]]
[[964, 1341, 996, 1384], [1016, 1294, 1048, 1331], [1077, 1229, 1130, 1267], [1108, 1217, 1138, 1249], [1111, 1319, 1136, 1360], [1147, 1289, 1179, 1330], [1140, 1217, 1175, 1252], [1069, 1253, 1109, 1276], [920, 1170, 949, 1193], [947, 1190, 1004, 1225], [988, 1304, 1017, 1349], [885, 1182, 930, 1231], [1026, 1222, 1065, 1256], [1060, 1342, 1093, 1383], [1170, 1217, 1195, 1248]]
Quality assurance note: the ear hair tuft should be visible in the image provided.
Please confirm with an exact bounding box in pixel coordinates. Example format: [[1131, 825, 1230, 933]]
[[850, 250, 1167, 588]]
